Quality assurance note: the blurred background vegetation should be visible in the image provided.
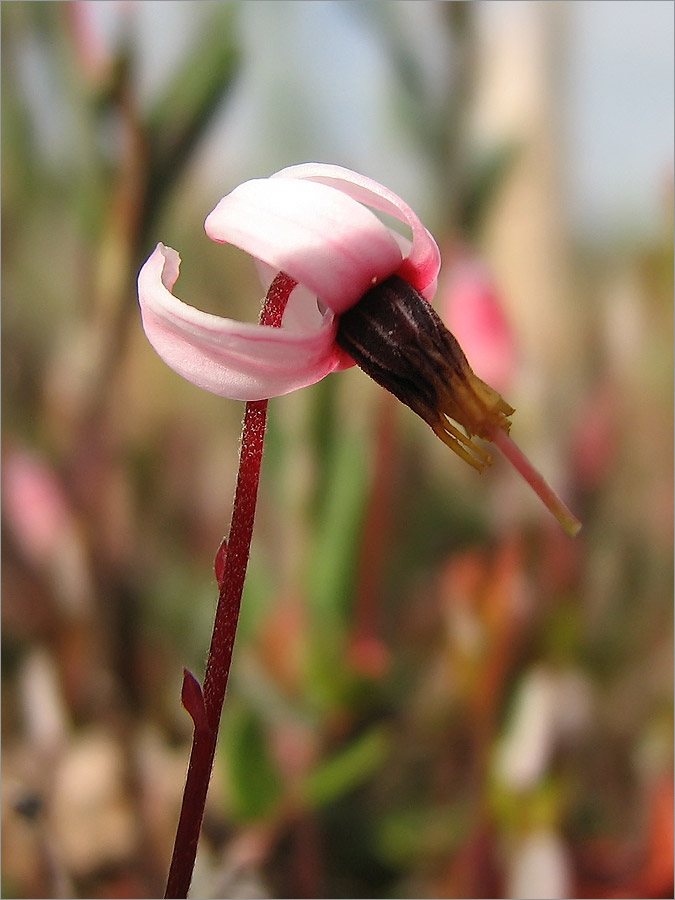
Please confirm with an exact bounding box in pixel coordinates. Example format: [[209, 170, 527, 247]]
[[2, 2, 673, 898]]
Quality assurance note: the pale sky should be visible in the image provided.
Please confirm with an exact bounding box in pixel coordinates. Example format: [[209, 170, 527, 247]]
[[15, 1, 675, 241]]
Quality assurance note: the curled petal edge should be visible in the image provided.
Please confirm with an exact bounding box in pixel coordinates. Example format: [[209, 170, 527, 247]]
[[137, 244, 345, 401], [273, 163, 441, 299]]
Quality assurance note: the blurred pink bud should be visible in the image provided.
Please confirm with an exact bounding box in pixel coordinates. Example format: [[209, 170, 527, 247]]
[[439, 256, 517, 393], [3, 449, 71, 567]]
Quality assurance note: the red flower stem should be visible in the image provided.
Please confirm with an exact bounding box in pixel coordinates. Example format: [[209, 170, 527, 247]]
[[164, 273, 296, 899]]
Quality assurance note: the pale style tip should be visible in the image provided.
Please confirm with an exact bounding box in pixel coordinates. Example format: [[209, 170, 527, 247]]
[[490, 427, 582, 538]]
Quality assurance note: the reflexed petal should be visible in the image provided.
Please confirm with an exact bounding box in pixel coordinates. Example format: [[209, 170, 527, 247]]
[[274, 163, 441, 299], [204, 178, 403, 314], [137, 244, 344, 400]]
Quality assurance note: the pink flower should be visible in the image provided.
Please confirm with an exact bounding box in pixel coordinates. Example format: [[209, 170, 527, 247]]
[[440, 256, 517, 393], [138, 163, 580, 536], [3, 449, 71, 567], [137, 163, 441, 401]]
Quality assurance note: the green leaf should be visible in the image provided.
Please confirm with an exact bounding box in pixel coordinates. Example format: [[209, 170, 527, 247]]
[[302, 727, 389, 809], [222, 705, 282, 823], [304, 426, 370, 709], [376, 804, 470, 866], [307, 430, 369, 629]]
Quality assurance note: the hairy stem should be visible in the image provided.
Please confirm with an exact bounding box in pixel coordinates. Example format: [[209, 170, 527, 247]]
[[164, 273, 296, 899]]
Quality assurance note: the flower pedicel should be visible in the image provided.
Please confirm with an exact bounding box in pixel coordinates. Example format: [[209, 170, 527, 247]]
[[138, 163, 581, 536], [139, 162, 582, 898]]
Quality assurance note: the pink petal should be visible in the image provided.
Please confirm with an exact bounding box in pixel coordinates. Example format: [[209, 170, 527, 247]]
[[204, 178, 404, 314], [274, 163, 441, 299], [440, 258, 517, 392], [137, 244, 344, 400]]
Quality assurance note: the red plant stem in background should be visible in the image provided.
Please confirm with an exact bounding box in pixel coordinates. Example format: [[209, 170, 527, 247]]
[[164, 273, 295, 899]]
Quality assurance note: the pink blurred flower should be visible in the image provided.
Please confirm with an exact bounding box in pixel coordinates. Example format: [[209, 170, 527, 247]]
[[440, 256, 517, 393], [138, 163, 440, 401], [2, 449, 71, 567]]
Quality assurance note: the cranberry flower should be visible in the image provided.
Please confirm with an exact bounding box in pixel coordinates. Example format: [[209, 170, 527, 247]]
[[138, 162, 439, 399], [138, 162, 580, 536], [140, 163, 581, 897]]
